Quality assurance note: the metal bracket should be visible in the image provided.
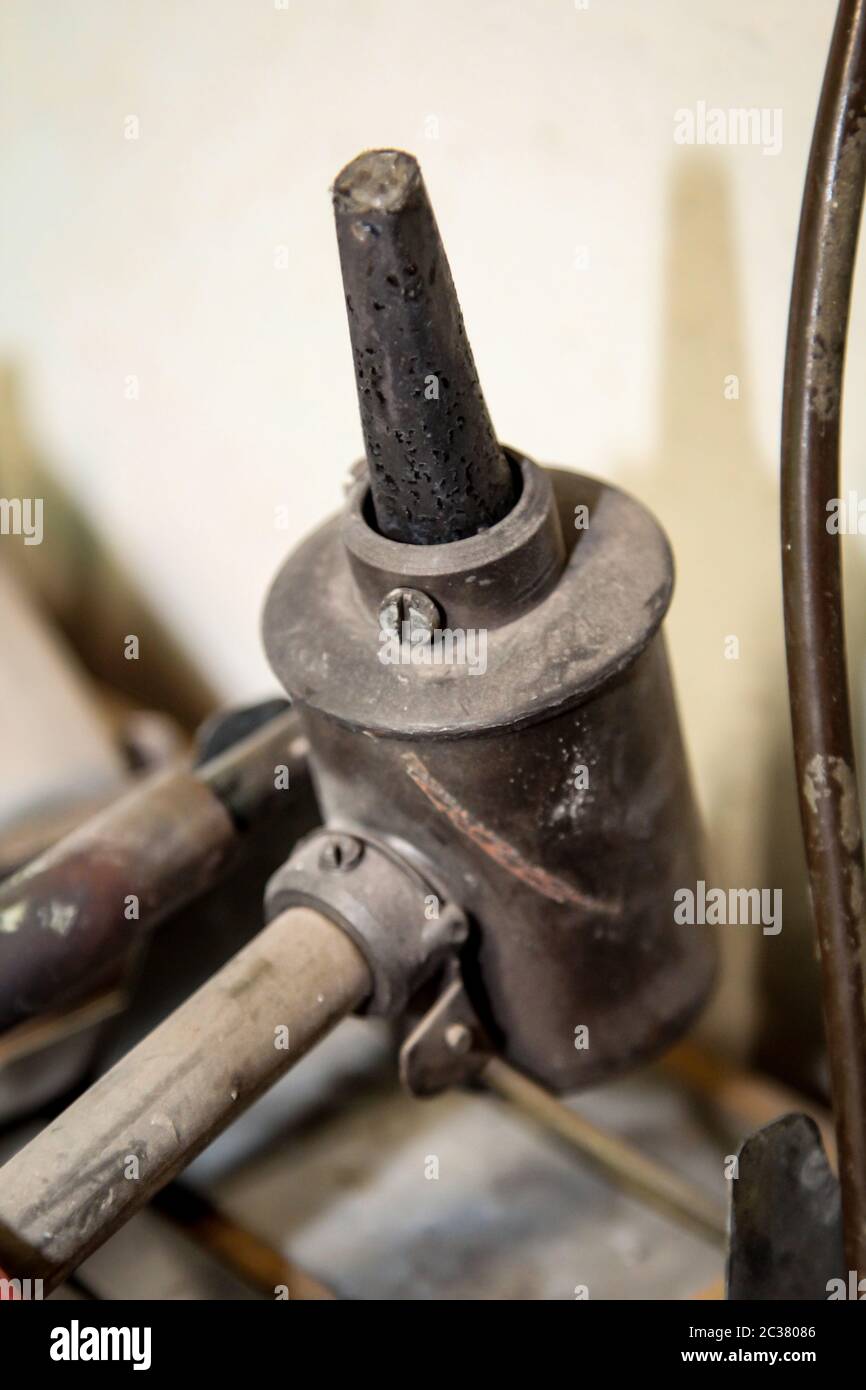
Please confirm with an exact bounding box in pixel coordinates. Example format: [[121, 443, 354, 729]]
[[265, 829, 468, 1018], [399, 971, 491, 1097]]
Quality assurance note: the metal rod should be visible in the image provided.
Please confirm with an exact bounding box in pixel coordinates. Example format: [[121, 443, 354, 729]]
[[333, 148, 516, 544], [0, 907, 371, 1293], [481, 1056, 727, 1248], [152, 1183, 335, 1300], [0, 708, 308, 1032], [781, 0, 866, 1277]]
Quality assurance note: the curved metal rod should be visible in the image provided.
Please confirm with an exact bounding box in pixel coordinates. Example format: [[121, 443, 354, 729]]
[[782, 0, 866, 1276]]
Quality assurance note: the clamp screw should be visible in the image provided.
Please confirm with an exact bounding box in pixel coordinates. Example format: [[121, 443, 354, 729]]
[[444, 1023, 473, 1055], [378, 588, 441, 644], [318, 834, 364, 873]]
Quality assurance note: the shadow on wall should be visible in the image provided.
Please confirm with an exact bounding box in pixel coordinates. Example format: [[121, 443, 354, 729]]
[[618, 153, 866, 1090], [0, 366, 216, 732]]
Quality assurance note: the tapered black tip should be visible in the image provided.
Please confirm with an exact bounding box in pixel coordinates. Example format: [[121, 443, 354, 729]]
[[333, 148, 422, 216], [332, 149, 516, 545]]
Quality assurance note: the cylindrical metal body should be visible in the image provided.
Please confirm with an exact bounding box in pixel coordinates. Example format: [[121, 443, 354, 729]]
[[0, 907, 370, 1292], [263, 455, 715, 1091]]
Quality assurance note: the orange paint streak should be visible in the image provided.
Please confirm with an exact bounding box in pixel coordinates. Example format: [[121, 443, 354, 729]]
[[402, 752, 618, 914]]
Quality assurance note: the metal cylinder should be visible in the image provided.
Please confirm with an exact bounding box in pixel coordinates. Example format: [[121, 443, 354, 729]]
[[0, 907, 370, 1292], [263, 457, 716, 1091]]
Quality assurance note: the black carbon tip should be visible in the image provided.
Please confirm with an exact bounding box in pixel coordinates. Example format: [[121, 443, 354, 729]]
[[332, 149, 516, 545]]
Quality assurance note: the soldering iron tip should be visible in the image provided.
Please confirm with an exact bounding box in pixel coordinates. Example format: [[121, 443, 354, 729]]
[[332, 149, 516, 545]]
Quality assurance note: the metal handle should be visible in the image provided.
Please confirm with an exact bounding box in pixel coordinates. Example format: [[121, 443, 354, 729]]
[[0, 906, 370, 1293]]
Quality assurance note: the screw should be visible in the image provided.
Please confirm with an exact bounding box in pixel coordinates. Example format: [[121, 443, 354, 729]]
[[378, 588, 441, 644], [444, 1023, 473, 1055], [318, 834, 363, 873]]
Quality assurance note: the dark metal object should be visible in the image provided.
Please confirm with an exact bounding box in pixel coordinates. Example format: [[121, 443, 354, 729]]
[[0, 146, 719, 1290], [332, 149, 516, 545], [197, 705, 308, 832], [727, 1115, 845, 1300], [194, 696, 291, 766], [264, 452, 715, 1089], [0, 709, 308, 1033], [0, 906, 370, 1294], [266, 827, 467, 1016], [781, 0, 866, 1276]]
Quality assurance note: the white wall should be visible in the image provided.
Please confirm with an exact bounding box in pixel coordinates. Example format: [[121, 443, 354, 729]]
[[2, 0, 864, 1053]]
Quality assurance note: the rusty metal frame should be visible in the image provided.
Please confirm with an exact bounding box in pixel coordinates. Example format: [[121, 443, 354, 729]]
[[781, 0, 866, 1277]]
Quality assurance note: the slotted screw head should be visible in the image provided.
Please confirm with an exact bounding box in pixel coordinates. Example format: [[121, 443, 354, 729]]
[[444, 1023, 473, 1055], [378, 588, 441, 643], [318, 834, 363, 873]]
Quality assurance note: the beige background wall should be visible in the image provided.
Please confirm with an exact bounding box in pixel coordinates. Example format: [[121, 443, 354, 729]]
[[2, 0, 864, 1062]]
